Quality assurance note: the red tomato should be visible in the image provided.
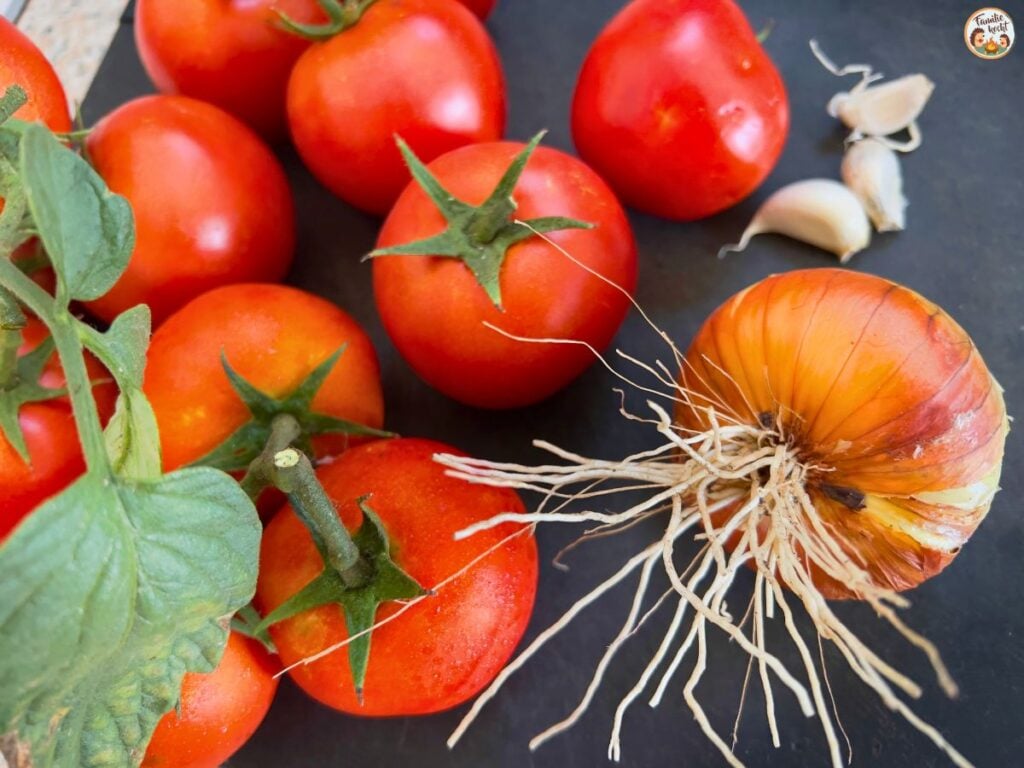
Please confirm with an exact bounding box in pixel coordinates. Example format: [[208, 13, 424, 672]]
[[256, 437, 538, 715], [373, 140, 638, 409], [287, 0, 505, 215], [134, 0, 325, 140], [142, 632, 279, 768], [571, 0, 789, 221], [460, 0, 497, 18], [83, 96, 296, 326], [143, 283, 384, 472], [0, 319, 116, 540], [0, 17, 70, 132]]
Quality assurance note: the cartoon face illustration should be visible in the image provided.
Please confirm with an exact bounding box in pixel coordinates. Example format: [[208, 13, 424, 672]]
[[999, 33, 1011, 50], [971, 28, 987, 49]]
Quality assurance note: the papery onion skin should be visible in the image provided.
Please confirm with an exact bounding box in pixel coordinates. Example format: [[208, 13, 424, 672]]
[[677, 268, 1008, 599]]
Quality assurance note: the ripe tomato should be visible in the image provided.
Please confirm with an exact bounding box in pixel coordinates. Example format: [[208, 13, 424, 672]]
[[0, 319, 116, 540], [460, 0, 497, 18], [256, 437, 538, 715], [287, 0, 505, 215], [0, 17, 70, 132], [142, 632, 279, 768], [134, 0, 325, 140], [83, 96, 295, 326], [143, 283, 384, 472], [571, 0, 789, 221], [373, 140, 638, 409]]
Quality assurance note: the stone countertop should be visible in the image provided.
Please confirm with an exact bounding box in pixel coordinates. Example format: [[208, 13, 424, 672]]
[[16, 0, 128, 108]]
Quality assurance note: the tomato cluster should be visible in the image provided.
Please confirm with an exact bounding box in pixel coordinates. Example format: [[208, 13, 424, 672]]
[[1, 0, 790, 764]]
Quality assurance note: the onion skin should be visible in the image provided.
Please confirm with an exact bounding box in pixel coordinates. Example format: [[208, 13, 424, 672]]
[[677, 268, 1008, 599]]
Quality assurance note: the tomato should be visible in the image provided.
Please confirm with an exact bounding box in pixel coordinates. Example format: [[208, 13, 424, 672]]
[[83, 96, 296, 326], [142, 632, 279, 768], [571, 0, 789, 221], [373, 140, 638, 409], [143, 283, 384, 472], [460, 0, 497, 18], [256, 437, 538, 715], [0, 17, 70, 132], [0, 319, 116, 540], [134, 0, 325, 140], [287, 0, 505, 215]]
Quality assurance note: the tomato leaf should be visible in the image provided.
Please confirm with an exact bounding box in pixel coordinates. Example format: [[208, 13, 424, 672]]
[[368, 132, 593, 310], [189, 348, 393, 473], [0, 468, 261, 767], [256, 499, 425, 695], [81, 305, 152, 390], [18, 124, 134, 304], [0, 331, 67, 461], [103, 388, 162, 480]]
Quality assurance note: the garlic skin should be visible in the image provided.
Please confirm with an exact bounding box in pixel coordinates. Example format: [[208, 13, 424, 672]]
[[721, 179, 871, 263], [829, 74, 935, 146], [841, 138, 906, 232], [809, 40, 935, 152]]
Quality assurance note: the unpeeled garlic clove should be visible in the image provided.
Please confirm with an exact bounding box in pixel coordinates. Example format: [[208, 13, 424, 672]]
[[829, 74, 935, 143], [720, 179, 871, 263], [841, 138, 906, 232]]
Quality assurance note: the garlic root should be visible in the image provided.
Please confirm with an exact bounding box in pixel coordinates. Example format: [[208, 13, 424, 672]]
[[720, 179, 871, 263], [842, 138, 906, 232]]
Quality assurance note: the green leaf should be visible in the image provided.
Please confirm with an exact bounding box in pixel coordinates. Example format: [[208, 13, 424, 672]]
[[0, 468, 261, 767], [0, 335, 66, 463], [104, 388, 161, 480], [257, 499, 425, 694], [80, 306, 152, 390], [18, 124, 134, 304]]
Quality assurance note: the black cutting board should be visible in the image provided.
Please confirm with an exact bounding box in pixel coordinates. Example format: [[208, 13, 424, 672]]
[[84, 1, 1024, 766]]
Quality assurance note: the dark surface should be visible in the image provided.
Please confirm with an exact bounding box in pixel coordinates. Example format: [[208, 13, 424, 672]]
[[85, 2, 1024, 767]]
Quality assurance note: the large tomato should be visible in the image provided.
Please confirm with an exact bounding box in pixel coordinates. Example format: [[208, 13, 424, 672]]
[[0, 17, 70, 131], [287, 0, 505, 215], [142, 632, 279, 768], [373, 140, 638, 409], [571, 0, 789, 221], [84, 96, 296, 326], [0, 319, 116, 540], [143, 283, 384, 472], [134, 0, 324, 140], [256, 437, 538, 715]]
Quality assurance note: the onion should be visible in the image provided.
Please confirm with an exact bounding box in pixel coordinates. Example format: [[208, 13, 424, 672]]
[[438, 265, 1008, 768]]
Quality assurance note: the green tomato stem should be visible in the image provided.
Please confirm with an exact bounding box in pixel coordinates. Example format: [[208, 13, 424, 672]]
[[243, 413, 372, 589], [0, 287, 26, 391], [0, 257, 110, 476], [276, 447, 373, 588]]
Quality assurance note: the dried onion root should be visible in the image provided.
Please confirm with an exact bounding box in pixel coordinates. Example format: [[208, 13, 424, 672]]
[[438, 237, 1008, 768]]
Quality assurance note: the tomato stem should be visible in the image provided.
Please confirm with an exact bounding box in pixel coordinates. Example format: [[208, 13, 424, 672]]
[[0, 258, 110, 476], [244, 413, 372, 588], [276, 0, 377, 42], [367, 132, 593, 310]]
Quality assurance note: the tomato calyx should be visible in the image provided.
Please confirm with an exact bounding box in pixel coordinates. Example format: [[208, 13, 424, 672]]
[[188, 345, 393, 474], [276, 0, 377, 42], [367, 131, 594, 309], [256, 492, 426, 698]]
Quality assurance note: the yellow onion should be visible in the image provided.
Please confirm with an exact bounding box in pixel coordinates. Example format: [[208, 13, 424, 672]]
[[437, 266, 1007, 768], [679, 267, 1007, 598]]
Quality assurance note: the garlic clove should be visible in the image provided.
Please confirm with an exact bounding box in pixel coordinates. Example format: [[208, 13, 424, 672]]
[[832, 73, 935, 140], [841, 138, 906, 232], [720, 179, 871, 263]]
